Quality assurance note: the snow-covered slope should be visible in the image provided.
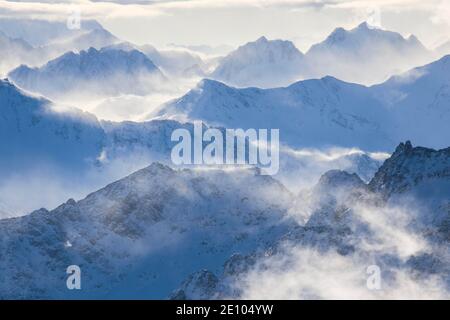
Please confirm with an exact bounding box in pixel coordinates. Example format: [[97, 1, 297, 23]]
[[0, 78, 105, 172], [1, 142, 448, 299], [305, 22, 433, 85], [0, 164, 294, 299], [207, 23, 433, 87], [0, 80, 211, 215], [0, 76, 384, 216], [371, 54, 450, 148], [171, 142, 450, 299], [0, 23, 120, 77], [106, 42, 208, 78], [211, 36, 306, 88], [156, 53, 450, 152], [154, 77, 393, 151], [370, 141, 450, 197], [8, 47, 164, 100], [369, 141, 450, 234]]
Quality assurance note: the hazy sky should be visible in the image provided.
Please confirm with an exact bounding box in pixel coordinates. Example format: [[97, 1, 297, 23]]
[[1, 0, 450, 50]]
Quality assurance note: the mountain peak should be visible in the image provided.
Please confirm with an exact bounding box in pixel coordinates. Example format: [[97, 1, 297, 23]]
[[256, 36, 269, 43], [8, 46, 163, 99], [392, 140, 413, 156], [211, 35, 304, 88], [357, 21, 370, 30], [200, 77, 230, 87], [145, 162, 174, 173], [327, 27, 346, 42], [369, 142, 450, 196], [126, 162, 176, 180]]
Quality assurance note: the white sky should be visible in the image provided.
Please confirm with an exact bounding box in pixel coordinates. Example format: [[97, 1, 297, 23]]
[[1, 0, 450, 50]]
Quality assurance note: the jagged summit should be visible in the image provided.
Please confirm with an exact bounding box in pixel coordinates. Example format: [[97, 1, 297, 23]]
[[391, 140, 414, 157], [369, 142, 450, 196], [327, 21, 382, 42]]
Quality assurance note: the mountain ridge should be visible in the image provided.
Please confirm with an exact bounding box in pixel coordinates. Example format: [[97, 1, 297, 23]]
[[8, 47, 165, 100], [1, 141, 448, 299]]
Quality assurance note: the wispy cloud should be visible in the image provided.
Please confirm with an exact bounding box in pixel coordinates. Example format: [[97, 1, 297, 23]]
[[0, 0, 445, 20]]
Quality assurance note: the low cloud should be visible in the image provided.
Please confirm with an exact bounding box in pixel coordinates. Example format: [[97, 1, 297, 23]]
[[232, 194, 448, 299], [236, 246, 447, 299]]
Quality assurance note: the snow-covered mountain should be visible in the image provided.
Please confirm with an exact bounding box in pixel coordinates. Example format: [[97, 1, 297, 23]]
[[0, 28, 118, 78], [106, 42, 208, 78], [0, 19, 119, 76], [171, 142, 450, 299], [0, 78, 209, 215], [0, 164, 294, 299], [210, 36, 306, 88], [40, 28, 121, 62], [154, 77, 393, 151], [1, 142, 448, 299], [369, 141, 450, 232], [0, 78, 105, 172], [207, 23, 434, 87], [305, 22, 433, 85], [371, 54, 450, 148], [8, 47, 165, 101], [156, 54, 450, 152], [0, 78, 384, 217]]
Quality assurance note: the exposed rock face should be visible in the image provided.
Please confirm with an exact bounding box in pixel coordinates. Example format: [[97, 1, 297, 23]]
[[170, 270, 219, 300], [369, 141, 450, 198], [0, 142, 449, 299], [171, 142, 450, 299], [0, 163, 294, 299]]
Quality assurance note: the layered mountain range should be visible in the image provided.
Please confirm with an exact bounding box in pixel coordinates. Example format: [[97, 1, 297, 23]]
[[0, 78, 104, 171], [8, 47, 165, 100], [156, 54, 450, 151], [1, 17, 450, 300], [0, 78, 383, 181], [171, 142, 450, 299], [209, 22, 437, 87], [0, 19, 119, 77], [0, 142, 448, 299]]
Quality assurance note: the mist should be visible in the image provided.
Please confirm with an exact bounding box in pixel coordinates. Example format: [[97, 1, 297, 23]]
[[228, 185, 449, 299]]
